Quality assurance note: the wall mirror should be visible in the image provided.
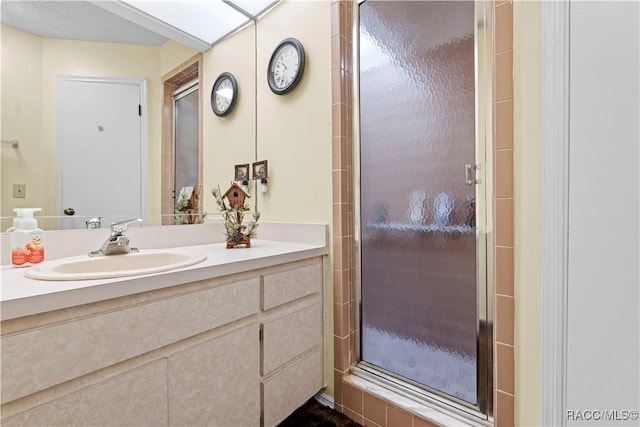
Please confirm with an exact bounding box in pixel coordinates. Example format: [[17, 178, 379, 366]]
[[1, 0, 270, 230]]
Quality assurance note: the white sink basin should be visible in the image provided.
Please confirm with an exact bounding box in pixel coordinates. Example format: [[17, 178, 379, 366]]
[[25, 250, 207, 281]]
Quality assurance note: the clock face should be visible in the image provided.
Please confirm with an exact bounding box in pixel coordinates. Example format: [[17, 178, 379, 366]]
[[268, 38, 305, 95], [271, 44, 299, 89], [211, 72, 237, 117]]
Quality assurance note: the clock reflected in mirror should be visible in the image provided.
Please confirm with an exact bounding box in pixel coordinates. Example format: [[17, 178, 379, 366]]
[[211, 72, 238, 117]]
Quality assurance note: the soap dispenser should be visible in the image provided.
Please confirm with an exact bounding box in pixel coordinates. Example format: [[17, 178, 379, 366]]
[[10, 208, 45, 267], [5, 209, 25, 232]]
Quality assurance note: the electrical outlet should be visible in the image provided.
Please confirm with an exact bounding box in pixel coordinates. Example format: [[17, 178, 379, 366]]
[[13, 184, 26, 198]]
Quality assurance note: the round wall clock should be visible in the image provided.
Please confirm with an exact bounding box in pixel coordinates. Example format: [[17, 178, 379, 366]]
[[211, 72, 238, 117], [267, 38, 305, 95]]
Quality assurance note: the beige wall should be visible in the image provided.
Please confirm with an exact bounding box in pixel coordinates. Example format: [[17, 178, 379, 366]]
[[1, 25, 197, 228], [254, 1, 332, 225], [202, 24, 256, 215], [513, 2, 540, 426], [1, 26, 45, 225]]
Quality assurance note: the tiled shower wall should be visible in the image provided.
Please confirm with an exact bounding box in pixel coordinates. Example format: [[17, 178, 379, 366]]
[[493, 1, 515, 425], [330, 1, 515, 425]]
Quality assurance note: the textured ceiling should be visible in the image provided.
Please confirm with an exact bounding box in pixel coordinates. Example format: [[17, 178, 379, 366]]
[[1, 0, 280, 50], [1, 1, 169, 46]]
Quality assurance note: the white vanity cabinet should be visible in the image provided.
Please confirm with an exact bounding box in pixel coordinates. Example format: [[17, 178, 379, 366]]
[[259, 261, 324, 427], [0, 256, 325, 427]]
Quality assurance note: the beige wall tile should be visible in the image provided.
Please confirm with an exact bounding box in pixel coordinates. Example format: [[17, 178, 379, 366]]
[[334, 336, 350, 371], [495, 391, 515, 427], [496, 295, 515, 345], [414, 416, 440, 427], [363, 393, 386, 426], [331, 1, 340, 38], [387, 405, 412, 427], [332, 136, 348, 170], [334, 301, 350, 338], [495, 198, 514, 247], [333, 268, 350, 304], [495, 149, 514, 198], [495, 100, 514, 149], [332, 235, 346, 270], [364, 417, 384, 427], [332, 169, 349, 203], [332, 102, 343, 138], [496, 343, 515, 394], [332, 34, 341, 70], [495, 246, 515, 296], [332, 68, 343, 103], [343, 382, 363, 414], [495, 51, 513, 101], [334, 369, 345, 403], [495, 2, 513, 54], [333, 202, 349, 238], [344, 406, 364, 425]]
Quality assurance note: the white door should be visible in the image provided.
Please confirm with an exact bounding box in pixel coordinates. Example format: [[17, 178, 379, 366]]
[[57, 77, 147, 229], [566, 1, 639, 423]]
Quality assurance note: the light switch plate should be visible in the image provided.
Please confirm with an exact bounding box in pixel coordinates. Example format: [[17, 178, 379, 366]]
[[13, 184, 26, 198]]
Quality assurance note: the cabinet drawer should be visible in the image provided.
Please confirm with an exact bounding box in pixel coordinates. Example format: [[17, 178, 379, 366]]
[[261, 348, 323, 427], [261, 302, 321, 376], [3, 359, 168, 427], [261, 262, 321, 310], [1, 278, 259, 404]]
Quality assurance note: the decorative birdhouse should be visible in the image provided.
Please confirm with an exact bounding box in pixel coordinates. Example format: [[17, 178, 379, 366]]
[[212, 183, 260, 249], [221, 182, 250, 208]]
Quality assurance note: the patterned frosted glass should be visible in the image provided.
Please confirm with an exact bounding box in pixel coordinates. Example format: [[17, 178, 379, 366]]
[[359, 1, 477, 404]]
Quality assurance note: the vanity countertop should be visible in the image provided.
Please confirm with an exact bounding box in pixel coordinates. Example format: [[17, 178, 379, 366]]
[[1, 239, 327, 321]]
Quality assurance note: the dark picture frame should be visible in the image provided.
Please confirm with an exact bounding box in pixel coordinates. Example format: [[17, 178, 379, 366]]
[[234, 164, 249, 182], [252, 160, 268, 180]]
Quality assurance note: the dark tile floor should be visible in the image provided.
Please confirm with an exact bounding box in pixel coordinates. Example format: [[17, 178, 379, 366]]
[[278, 398, 361, 427]]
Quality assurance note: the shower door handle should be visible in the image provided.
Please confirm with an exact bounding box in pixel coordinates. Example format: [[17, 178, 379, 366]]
[[465, 164, 480, 185]]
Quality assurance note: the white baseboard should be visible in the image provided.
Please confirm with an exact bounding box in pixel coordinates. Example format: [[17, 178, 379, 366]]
[[314, 391, 335, 409]]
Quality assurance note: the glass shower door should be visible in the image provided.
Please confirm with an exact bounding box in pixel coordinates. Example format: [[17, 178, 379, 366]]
[[173, 83, 199, 224], [359, 0, 480, 406]]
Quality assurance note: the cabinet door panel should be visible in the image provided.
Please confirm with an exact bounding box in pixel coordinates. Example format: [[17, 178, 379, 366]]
[[168, 324, 260, 426]]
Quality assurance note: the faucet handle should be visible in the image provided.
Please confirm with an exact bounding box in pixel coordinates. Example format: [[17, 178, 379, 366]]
[[110, 218, 143, 234]]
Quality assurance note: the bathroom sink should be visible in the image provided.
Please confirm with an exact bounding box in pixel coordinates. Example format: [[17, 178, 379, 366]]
[[25, 250, 207, 281]]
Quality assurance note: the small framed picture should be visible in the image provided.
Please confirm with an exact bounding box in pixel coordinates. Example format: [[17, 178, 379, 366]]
[[234, 164, 249, 182], [252, 160, 268, 180]]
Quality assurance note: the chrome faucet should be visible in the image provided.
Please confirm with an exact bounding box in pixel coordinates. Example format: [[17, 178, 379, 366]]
[[88, 218, 143, 257], [85, 217, 105, 229]]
